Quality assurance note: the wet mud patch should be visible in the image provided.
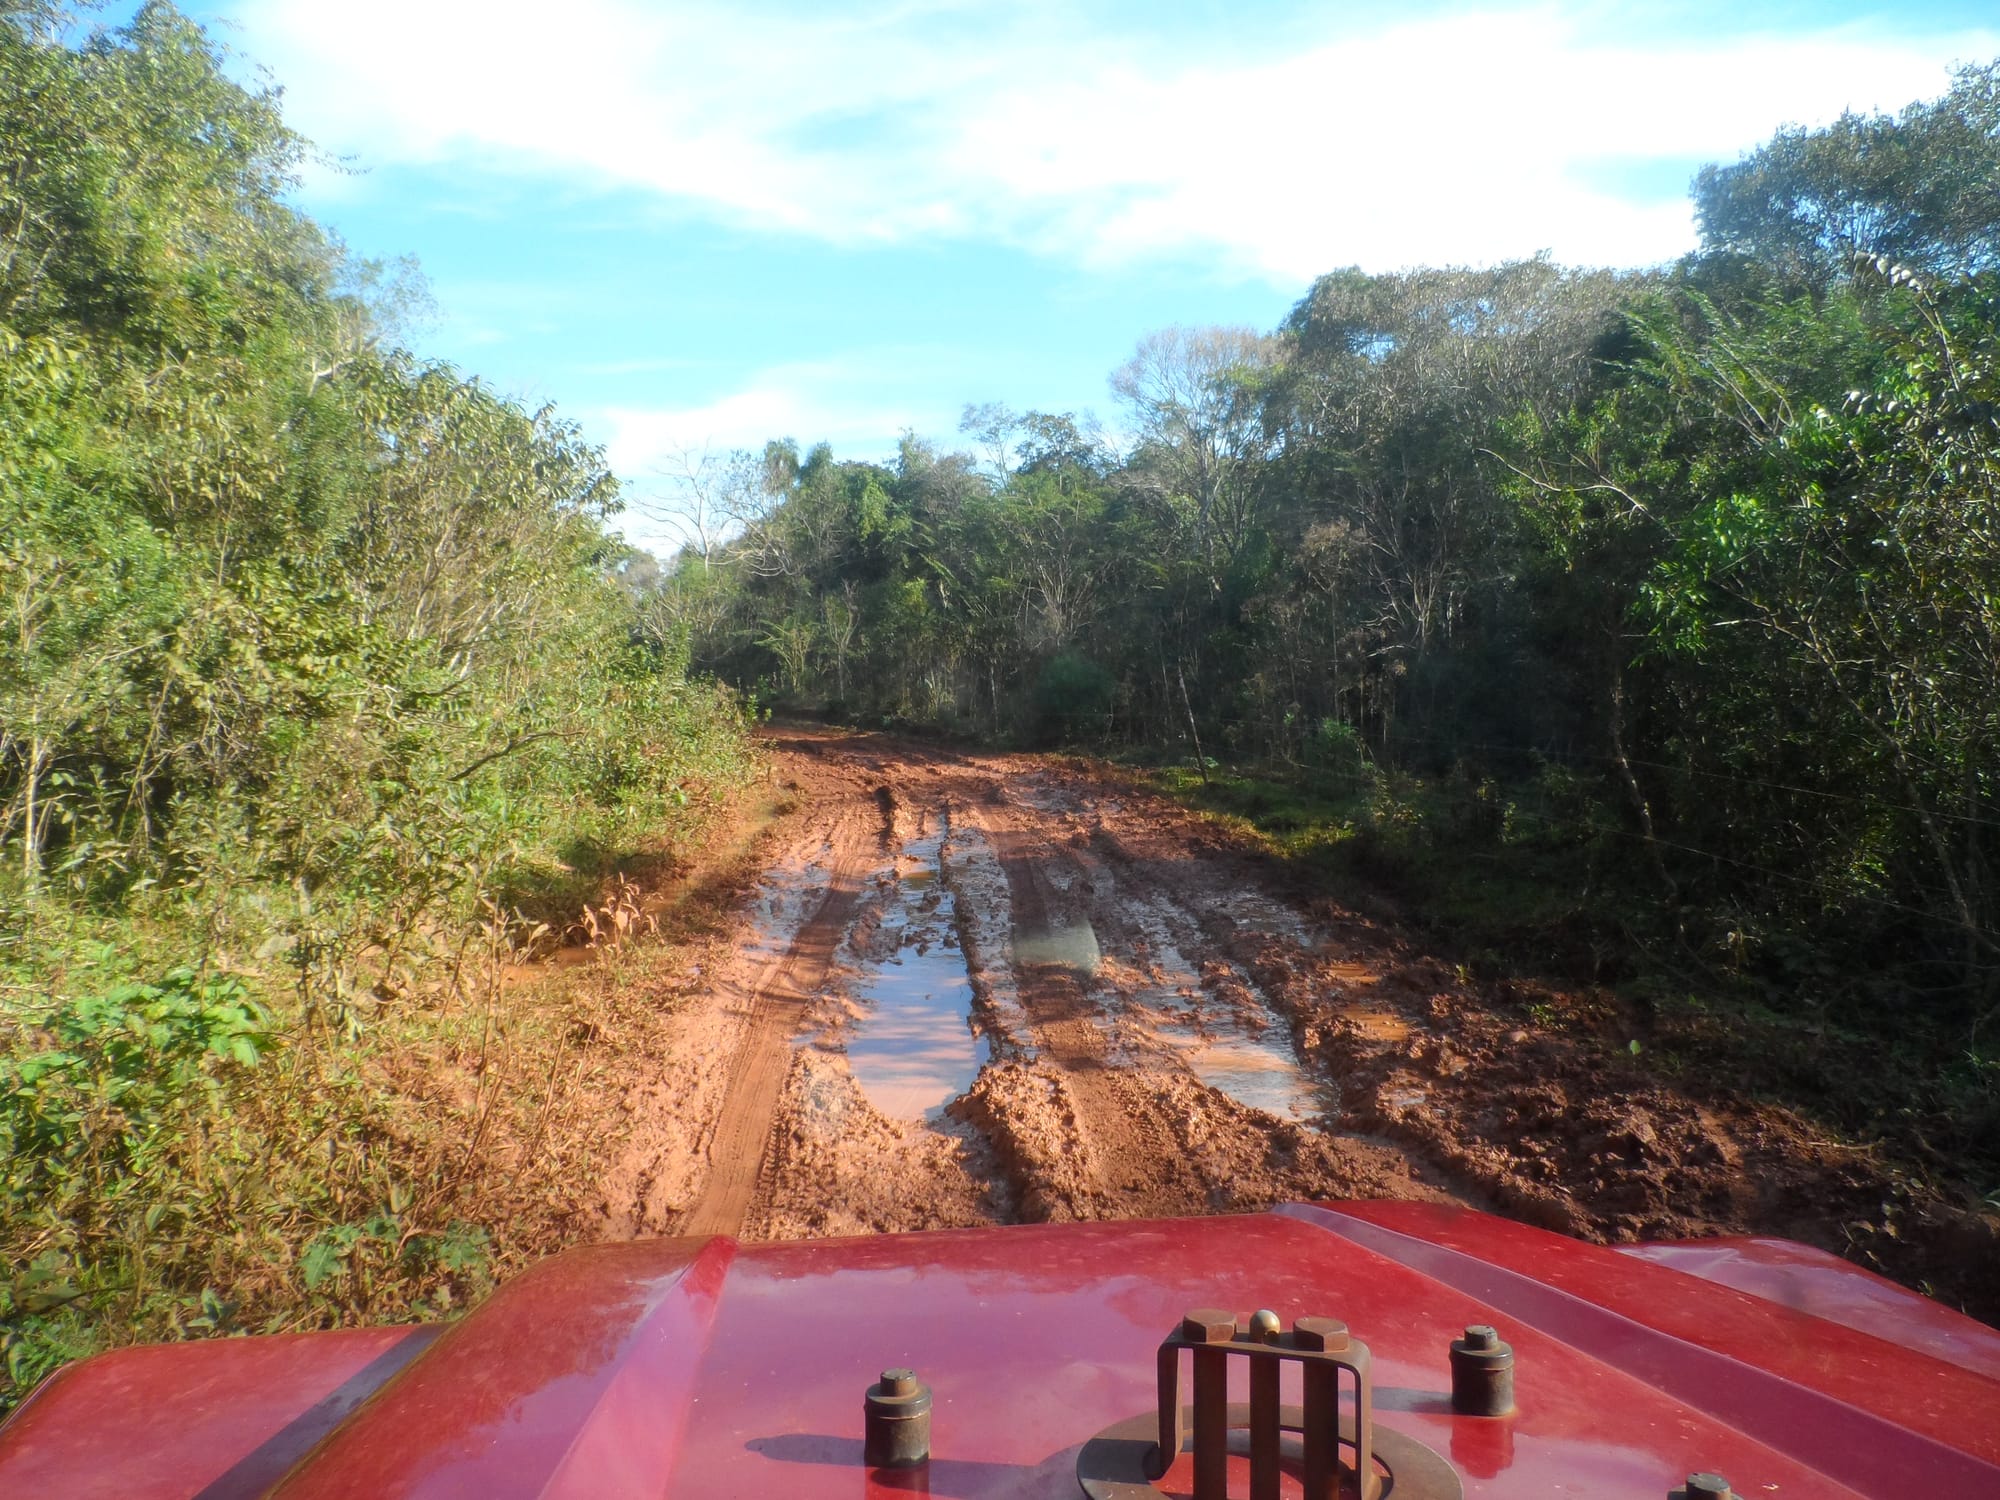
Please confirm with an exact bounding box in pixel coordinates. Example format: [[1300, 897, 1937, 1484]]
[[754, 1048, 1002, 1238], [937, 816, 1036, 1058], [751, 796, 1011, 1237], [587, 730, 1997, 1327], [835, 815, 988, 1122], [1157, 1018, 1320, 1122], [949, 1060, 1100, 1222]]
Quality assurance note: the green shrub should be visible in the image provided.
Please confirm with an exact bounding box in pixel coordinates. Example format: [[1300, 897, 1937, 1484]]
[[1030, 653, 1116, 745], [0, 970, 265, 1393]]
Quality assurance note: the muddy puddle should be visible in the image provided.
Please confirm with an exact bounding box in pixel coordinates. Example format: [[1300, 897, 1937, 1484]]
[[1119, 908, 1321, 1123], [1153, 999, 1320, 1121], [840, 817, 988, 1120], [1174, 1032, 1318, 1119], [1013, 919, 1101, 975]]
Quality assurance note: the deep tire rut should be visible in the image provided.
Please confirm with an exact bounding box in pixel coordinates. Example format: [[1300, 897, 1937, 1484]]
[[674, 800, 879, 1236], [585, 729, 1998, 1331]]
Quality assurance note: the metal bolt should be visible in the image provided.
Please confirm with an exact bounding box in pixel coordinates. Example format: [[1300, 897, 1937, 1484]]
[[1682, 1475, 1734, 1499], [1180, 1307, 1236, 1343], [1450, 1323, 1516, 1416], [863, 1366, 932, 1468], [1247, 1308, 1282, 1343], [1293, 1316, 1350, 1352]]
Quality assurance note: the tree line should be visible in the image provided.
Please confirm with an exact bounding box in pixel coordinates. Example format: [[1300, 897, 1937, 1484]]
[[664, 61, 2000, 1032], [1, 3, 747, 1397]]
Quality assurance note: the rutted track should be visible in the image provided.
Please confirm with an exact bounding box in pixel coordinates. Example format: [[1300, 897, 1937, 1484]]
[[601, 730, 1456, 1241], [590, 729, 2000, 1324]]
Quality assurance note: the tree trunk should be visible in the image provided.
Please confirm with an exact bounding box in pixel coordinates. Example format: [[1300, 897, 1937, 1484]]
[[1609, 662, 1677, 908], [1177, 658, 1210, 787]]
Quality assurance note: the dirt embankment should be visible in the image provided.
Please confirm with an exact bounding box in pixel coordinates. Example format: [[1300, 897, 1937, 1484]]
[[578, 729, 1998, 1323]]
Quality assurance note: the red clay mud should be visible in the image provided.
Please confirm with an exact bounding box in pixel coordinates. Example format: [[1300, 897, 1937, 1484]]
[[590, 728, 1998, 1323]]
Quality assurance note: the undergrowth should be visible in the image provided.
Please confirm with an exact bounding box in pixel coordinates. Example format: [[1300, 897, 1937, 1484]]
[[0, 717, 759, 1413], [1135, 753, 2000, 1213]]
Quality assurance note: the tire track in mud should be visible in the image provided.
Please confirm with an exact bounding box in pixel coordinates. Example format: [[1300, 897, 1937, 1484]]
[[584, 731, 2000, 1324], [950, 774, 1440, 1223], [956, 793, 1183, 1217], [746, 775, 1008, 1240], [669, 786, 886, 1238]]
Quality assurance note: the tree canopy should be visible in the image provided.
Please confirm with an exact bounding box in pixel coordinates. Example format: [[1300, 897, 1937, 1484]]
[[666, 67, 2000, 1031]]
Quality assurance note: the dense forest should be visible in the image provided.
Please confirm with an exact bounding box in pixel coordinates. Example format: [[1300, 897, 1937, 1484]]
[[662, 60, 2000, 1179], [0, 4, 749, 1400]]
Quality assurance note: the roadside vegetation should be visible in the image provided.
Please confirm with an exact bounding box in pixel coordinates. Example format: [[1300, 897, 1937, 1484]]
[[665, 66, 2000, 1226], [5, 0, 1997, 1413], [0, 4, 751, 1406]]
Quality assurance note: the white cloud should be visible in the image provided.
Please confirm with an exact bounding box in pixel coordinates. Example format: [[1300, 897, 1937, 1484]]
[[599, 361, 921, 555], [228, 2, 1999, 279], [595, 350, 956, 549]]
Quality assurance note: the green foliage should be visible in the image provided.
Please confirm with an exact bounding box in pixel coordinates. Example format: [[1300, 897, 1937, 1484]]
[[2, 969, 264, 1204], [1301, 719, 1373, 788], [0, 969, 265, 1390], [1030, 653, 1117, 746], [0, 2, 752, 1409], [1695, 60, 2000, 284]]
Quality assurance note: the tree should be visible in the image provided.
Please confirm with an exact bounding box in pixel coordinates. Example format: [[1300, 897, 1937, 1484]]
[[1270, 259, 1629, 748], [1112, 325, 1277, 569], [1695, 60, 2000, 286], [1640, 263, 2000, 986], [638, 443, 761, 573]]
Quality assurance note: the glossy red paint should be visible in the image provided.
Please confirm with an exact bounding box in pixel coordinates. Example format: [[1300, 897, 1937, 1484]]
[[1615, 1235, 2000, 1382], [0, 1323, 437, 1499], [269, 1235, 732, 1500], [1308, 1201, 2000, 1488], [3, 1204, 1996, 1499]]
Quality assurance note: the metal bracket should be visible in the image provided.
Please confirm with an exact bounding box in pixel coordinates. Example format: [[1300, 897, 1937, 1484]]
[[1075, 1308, 1463, 1500]]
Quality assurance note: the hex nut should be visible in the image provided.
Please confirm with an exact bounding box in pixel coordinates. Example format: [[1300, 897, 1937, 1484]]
[[1180, 1308, 1236, 1343], [1292, 1316, 1351, 1352]]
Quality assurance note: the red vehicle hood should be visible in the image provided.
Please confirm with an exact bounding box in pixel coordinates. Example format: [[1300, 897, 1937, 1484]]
[[4, 1202, 1998, 1498]]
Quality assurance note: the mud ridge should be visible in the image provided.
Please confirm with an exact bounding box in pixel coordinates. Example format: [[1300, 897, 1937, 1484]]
[[575, 729, 1997, 1325]]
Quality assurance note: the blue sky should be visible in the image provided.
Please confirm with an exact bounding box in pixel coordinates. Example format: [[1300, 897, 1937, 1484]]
[[184, 1, 1999, 554]]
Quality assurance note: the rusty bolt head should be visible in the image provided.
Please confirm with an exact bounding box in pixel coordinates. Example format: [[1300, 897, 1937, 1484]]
[[1247, 1309, 1282, 1343], [1292, 1316, 1351, 1352], [1463, 1325, 1500, 1351], [1181, 1308, 1236, 1344], [1684, 1475, 1733, 1498], [880, 1369, 918, 1397]]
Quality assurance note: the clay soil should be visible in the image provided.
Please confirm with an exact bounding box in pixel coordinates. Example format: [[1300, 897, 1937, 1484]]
[[577, 728, 1998, 1322]]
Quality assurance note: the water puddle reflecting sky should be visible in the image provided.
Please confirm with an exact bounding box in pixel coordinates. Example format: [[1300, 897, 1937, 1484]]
[[1124, 918, 1319, 1122], [1161, 1022, 1318, 1121], [843, 818, 988, 1121]]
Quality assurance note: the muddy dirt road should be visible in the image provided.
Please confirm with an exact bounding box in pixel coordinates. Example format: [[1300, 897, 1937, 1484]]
[[589, 730, 1998, 1317]]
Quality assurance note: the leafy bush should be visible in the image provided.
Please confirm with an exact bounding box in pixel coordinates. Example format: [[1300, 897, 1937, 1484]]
[[1, 970, 264, 1392], [1302, 718, 1376, 790], [1030, 653, 1117, 745]]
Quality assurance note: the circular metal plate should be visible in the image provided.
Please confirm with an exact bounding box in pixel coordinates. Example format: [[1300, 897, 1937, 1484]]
[[1077, 1402, 1462, 1500]]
